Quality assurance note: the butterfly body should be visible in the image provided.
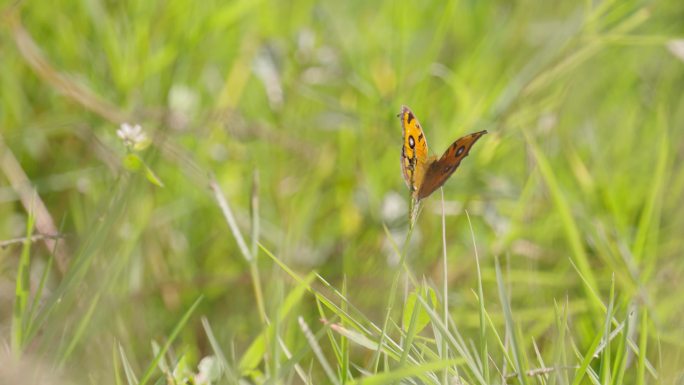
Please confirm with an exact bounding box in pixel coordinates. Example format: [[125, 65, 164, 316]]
[[399, 105, 486, 200]]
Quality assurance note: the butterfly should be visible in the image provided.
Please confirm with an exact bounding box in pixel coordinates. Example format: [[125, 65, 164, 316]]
[[399, 105, 487, 201]]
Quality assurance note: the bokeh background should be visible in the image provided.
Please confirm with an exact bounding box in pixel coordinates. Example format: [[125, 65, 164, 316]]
[[1, 0, 683, 383]]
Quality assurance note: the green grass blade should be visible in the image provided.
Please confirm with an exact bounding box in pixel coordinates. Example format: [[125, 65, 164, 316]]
[[599, 274, 616, 383], [11, 205, 36, 356], [58, 292, 102, 366], [250, 169, 260, 259], [119, 343, 140, 385], [570, 323, 606, 385], [138, 295, 203, 385], [247, 169, 267, 325], [340, 276, 350, 384], [201, 317, 238, 382], [328, 321, 379, 352], [633, 113, 668, 268], [551, 299, 569, 385], [260, 243, 387, 350], [466, 210, 489, 383], [398, 288, 422, 369], [523, 128, 600, 317], [348, 358, 460, 385], [298, 316, 341, 385], [494, 256, 530, 385], [210, 178, 252, 263], [25, 249, 54, 340], [636, 308, 648, 385], [439, 189, 450, 385], [238, 271, 316, 373], [113, 343, 124, 385], [416, 296, 487, 385], [609, 310, 632, 385], [372, 214, 418, 373]]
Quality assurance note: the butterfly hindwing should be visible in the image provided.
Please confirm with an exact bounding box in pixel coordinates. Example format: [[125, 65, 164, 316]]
[[399, 105, 429, 193], [415, 130, 487, 200]]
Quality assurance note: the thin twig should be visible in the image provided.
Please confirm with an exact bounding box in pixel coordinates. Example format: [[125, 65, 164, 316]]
[[0, 233, 66, 249], [8, 15, 128, 124], [0, 134, 69, 273]]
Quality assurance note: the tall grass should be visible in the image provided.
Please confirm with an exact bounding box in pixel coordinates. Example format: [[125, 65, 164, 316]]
[[1, 0, 682, 384]]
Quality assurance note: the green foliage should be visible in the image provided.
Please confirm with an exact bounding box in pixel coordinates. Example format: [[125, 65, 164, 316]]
[[11, 202, 35, 355], [1, 0, 683, 383], [402, 287, 436, 335]]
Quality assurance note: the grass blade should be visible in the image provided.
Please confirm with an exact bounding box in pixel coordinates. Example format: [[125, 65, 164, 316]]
[[522, 128, 600, 317], [348, 358, 460, 385], [201, 317, 238, 382], [210, 178, 252, 263], [439, 188, 450, 385], [58, 292, 102, 366], [495, 256, 529, 385], [11, 203, 36, 356], [138, 295, 203, 385], [298, 316, 341, 385], [417, 295, 487, 385], [238, 271, 316, 374], [636, 309, 648, 385], [466, 210, 489, 384], [119, 343, 140, 385], [372, 206, 419, 372]]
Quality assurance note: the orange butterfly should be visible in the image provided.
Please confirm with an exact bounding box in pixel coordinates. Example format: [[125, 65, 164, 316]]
[[399, 105, 487, 200]]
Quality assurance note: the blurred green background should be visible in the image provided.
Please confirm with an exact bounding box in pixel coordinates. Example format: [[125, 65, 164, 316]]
[[1, 0, 683, 383]]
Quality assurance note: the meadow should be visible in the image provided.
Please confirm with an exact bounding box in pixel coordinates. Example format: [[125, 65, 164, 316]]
[[1, 0, 683, 384]]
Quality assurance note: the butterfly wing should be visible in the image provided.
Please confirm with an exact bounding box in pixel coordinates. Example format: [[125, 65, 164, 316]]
[[399, 106, 430, 194], [415, 130, 487, 200]]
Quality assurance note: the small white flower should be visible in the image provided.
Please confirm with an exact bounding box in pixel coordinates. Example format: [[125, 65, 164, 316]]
[[117, 123, 149, 150], [194, 356, 221, 384]]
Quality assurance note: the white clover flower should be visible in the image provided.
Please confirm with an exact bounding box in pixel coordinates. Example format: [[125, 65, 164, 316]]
[[194, 356, 221, 384], [117, 123, 149, 150]]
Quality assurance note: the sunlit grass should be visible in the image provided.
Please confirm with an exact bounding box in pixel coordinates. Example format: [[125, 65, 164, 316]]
[[1, 0, 683, 384]]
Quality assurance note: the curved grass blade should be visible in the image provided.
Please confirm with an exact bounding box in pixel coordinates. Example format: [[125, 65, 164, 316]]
[[138, 295, 203, 385]]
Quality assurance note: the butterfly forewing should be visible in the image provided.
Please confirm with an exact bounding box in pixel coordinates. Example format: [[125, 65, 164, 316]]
[[399, 106, 429, 192], [415, 130, 487, 200]]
